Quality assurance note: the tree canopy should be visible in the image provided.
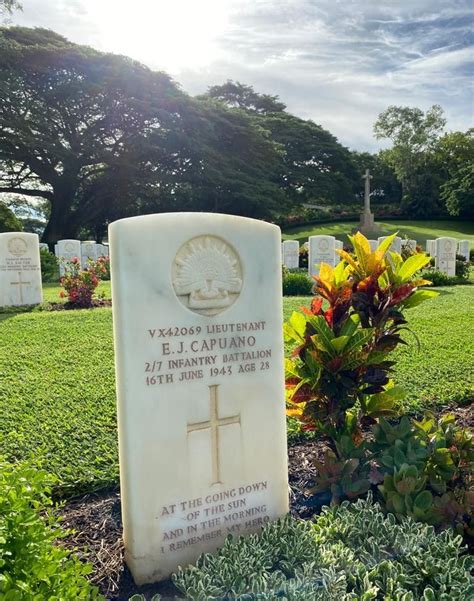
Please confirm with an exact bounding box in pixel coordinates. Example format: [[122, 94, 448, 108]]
[[0, 201, 22, 232]]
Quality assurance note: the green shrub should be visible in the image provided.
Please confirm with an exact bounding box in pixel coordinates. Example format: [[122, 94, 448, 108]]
[[283, 273, 313, 296], [455, 255, 470, 280], [173, 495, 473, 600], [0, 458, 102, 599], [423, 269, 461, 286], [0, 203, 22, 232], [40, 247, 59, 283]]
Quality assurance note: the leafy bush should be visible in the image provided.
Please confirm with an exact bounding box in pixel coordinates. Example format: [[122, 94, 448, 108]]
[[0, 202, 22, 232], [96, 255, 110, 280], [373, 414, 473, 534], [285, 232, 436, 437], [455, 254, 470, 280], [0, 458, 102, 599], [299, 245, 308, 268], [60, 257, 101, 307], [173, 495, 473, 600], [283, 272, 313, 296], [40, 247, 59, 283], [284, 233, 473, 531]]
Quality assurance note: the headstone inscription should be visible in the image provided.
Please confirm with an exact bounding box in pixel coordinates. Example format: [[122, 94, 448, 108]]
[[458, 240, 470, 262], [282, 240, 299, 269], [56, 239, 81, 276], [377, 236, 402, 254], [435, 237, 457, 276], [308, 235, 336, 276], [110, 213, 289, 585], [0, 232, 43, 307]]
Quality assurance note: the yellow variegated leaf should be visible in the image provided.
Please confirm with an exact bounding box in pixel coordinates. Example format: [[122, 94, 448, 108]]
[[338, 249, 359, 272], [286, 406, 304, 418], [351, 231, 371, 271], [331, 335, 350, 352], [377, 233, 397, 255], [319, 262, 334, 285], [396, 253, 431, 284]]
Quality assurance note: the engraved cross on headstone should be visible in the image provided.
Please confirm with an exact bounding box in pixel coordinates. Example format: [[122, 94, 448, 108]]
[[362, 169, 373, 214], [11, 271, 31, 304], [187, 384, 241, 485]]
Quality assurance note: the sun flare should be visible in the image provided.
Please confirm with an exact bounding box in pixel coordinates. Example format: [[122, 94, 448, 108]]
[[88, 0, 232, 72]]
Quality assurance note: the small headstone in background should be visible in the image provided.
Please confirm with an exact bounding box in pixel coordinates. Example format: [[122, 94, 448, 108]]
[[56, 239, 82, 276], [378, 236, 402, 254], [401, 239, 417, 253], [0, 232, 43, 307], [39, 243, 49, 251], [426, 240, 436, 257], [334, 239, 343, 263], [458, 240, 470, 262], [81, 241, 99, 263], [282, 240, 299, 269], [110, 213, 289, 585], [435, 237, 457, 276], [308, 235, 336, 276], [368, 240, 378, 252]]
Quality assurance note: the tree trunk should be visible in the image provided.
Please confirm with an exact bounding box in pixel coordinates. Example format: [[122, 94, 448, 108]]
[[41, 192, 78, 244]]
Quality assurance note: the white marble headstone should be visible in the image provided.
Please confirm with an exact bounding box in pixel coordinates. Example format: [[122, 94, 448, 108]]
[[56, 239, 82, 276], [81, 241, 99, 263], [334, 240, 343, 263], [308, 235, 336, 276], [458, 240, 470, 262], [0, 232, 43, 307], [282, 240, 299, 269], [110, 213, 289, 585], [401, 239, 417, 253], [378, 236, 402, 254], [39, 243, 49, 251], [368, 240, 378, 252], [435, 237, 457, 276], [426, 240, 436, 257]]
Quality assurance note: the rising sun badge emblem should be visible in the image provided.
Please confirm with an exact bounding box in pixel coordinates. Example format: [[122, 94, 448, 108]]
[[172, 235, 243, 316]]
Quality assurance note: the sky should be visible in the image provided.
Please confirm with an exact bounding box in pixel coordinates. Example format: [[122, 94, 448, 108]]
[[7, 0, 474, 152]]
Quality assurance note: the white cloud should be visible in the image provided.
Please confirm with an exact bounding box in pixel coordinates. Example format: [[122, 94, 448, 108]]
[[9, 0, 474, 151]]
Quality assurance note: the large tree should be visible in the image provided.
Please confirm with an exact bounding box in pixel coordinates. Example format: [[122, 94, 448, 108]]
[[434, 130, 474, 218], [374, 105, 446, 215], [0, 27, 191, 243], [202, 81, 358, 208]]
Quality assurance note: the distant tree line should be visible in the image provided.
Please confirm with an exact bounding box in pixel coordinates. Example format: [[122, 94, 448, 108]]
[[0, 27, 472, 242]]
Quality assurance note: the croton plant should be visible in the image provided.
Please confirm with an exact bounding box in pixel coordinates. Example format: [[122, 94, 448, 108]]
[[285, 232, 473, 533]]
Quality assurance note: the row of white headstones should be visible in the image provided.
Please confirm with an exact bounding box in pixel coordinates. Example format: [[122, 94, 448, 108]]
[[282, 236, 471, 277], [0, 234, 109, 307], [0, 232, 470, 308], [0, 216, 472, 586]]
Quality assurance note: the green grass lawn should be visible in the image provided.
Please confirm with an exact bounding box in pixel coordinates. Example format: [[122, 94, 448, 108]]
[[282, 219, 474, 247], [0, 286, 472, 496]]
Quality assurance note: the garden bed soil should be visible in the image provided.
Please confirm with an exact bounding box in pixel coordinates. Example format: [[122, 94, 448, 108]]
[[59, 404, 473, 601]]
